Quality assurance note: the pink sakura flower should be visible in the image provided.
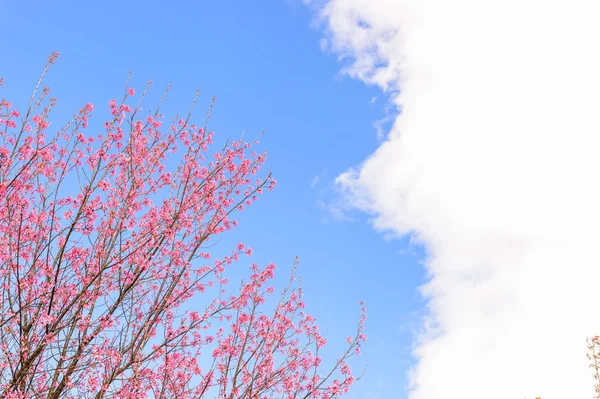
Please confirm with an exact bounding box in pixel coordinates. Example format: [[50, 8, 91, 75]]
[[0, 75, 365, 399]]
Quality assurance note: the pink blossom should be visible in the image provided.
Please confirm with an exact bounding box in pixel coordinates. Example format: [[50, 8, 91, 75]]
[[0, 67, 365, 399]]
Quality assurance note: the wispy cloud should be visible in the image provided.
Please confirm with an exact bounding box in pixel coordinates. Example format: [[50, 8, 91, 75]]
[[316, 199, 353, 223], [310, 175, 320, 189], [372, 111, 394, 140], [311, 169, 329, 189], [308, 1, 600, 398]]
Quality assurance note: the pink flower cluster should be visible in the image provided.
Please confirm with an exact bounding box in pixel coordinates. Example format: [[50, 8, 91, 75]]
[[0, 55, 365, 399]]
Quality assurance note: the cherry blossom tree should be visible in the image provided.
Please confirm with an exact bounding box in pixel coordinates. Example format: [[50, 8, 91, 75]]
[[588, 337, 600, 398], [0, 53, 366, 399]]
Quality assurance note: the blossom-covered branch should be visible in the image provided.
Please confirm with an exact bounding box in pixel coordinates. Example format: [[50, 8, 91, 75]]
[[0, 53, 366, 399]]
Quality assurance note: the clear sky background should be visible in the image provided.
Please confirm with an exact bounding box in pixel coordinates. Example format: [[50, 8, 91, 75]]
[[3, 1, 600, 398]]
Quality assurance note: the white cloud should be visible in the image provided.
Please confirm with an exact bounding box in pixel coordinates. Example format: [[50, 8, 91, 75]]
[[372, 108, 394, 139], [316, 199, 353, 223], [308, 1, 600, 398], [311, 174, 321, 188]]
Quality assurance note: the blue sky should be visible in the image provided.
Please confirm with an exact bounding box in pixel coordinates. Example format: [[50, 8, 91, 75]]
[[6, 2, 598, 398], [0, 2, 426, 398]]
